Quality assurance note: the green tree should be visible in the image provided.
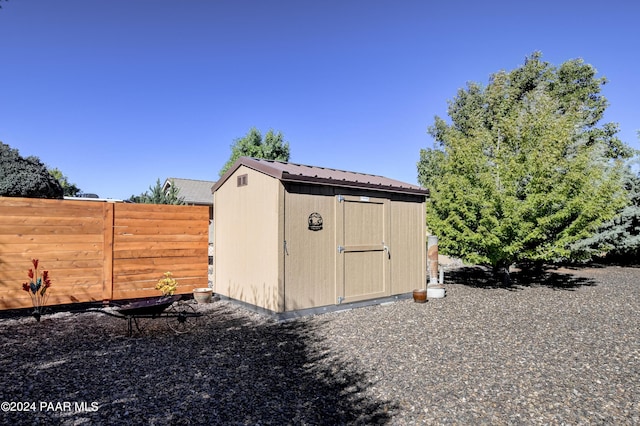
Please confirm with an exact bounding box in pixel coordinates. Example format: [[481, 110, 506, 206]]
[[219, 127, 290, 177], [129, 178, 185, 205], [572, 165, 640, 263], [0, 142, 63, 199], [49, 168, 81, 197], [418, 52, 632, 281]]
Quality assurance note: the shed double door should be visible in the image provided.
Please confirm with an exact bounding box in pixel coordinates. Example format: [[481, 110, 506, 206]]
[[336, 195, 391, 304]]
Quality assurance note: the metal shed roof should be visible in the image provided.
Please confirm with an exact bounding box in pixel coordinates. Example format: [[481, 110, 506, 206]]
[[212, 157, 429, 196]]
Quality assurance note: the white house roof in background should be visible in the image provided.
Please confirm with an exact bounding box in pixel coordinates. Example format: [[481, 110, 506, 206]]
[[212, 157, 429, 196], [163, 178, 216, 205]]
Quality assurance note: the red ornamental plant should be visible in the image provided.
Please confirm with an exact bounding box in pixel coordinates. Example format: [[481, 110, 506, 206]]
[[21, 258, 52, 321]]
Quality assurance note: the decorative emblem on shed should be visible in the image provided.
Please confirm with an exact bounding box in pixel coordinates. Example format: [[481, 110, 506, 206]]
[[308, 212, 323, 231]]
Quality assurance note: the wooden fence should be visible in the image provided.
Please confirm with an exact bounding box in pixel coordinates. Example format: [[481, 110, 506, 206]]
[[0, 197, 209, 310]]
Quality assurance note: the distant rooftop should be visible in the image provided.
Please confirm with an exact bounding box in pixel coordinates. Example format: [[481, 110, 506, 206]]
[[212, 157, 428, 196], [163, 178, 216, 205]]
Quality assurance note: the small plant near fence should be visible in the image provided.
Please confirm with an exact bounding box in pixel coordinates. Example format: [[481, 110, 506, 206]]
[[21, 258, 52, 322], [156, 272, 178, 296]]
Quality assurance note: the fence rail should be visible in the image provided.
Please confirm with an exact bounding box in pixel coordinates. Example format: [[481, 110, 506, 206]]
[[0, 197, 209, 310]]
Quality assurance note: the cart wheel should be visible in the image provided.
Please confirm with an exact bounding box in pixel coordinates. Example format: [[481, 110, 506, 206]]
[[165, 301, 198, 334]]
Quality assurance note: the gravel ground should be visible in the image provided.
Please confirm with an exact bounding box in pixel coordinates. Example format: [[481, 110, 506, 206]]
[[1, 265, 638, 425]]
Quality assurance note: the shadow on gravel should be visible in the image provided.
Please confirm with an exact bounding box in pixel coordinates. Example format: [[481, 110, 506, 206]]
[[0, 303, 396, 425], [447, 265, 598, 290]]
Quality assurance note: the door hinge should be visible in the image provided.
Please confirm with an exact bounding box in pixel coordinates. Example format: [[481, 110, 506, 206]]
[[337, 195, 345, 203], [337, 245, 345, 253], [337, 296, 345, 304]]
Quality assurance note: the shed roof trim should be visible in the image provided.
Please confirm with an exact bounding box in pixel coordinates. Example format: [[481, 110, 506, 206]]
[[212, 157, 429, 195]]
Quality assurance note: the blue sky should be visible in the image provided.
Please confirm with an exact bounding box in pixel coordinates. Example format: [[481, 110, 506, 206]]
[[1, 0, 638, 200]]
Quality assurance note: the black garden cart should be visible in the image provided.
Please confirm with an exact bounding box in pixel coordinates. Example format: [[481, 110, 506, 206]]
[[96, 295, 200, 336]]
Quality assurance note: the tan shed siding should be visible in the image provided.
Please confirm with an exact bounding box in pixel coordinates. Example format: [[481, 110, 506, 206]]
[[283, 189, 336, 310], [214, 166, 281, 311], [390, 199, 427, 294]]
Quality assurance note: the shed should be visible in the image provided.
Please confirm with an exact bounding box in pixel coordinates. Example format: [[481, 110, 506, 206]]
[[212, 157, 429, 316]]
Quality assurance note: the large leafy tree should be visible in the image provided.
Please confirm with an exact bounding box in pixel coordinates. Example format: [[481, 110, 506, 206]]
[[418, 52, 633, 279], [219, 127, 290, 177], [0, 142, 64, 199], [128, 178, 185, 205]]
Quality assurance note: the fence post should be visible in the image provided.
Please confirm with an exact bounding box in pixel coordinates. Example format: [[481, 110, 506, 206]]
[[102, 203, 115, 303], [427, 235, 439, 285]]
